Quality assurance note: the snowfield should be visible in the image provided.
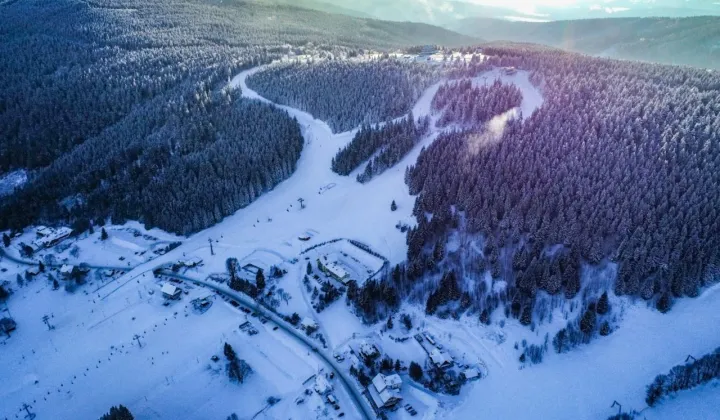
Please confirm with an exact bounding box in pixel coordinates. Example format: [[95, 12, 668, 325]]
[[0, 169, 28, 197], [2, 60, 719, 420]]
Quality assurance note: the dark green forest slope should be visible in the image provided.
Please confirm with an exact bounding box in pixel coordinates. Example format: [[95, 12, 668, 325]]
[[0, 0, 475, 234]]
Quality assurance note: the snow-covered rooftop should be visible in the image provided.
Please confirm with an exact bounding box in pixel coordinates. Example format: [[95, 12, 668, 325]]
[[300, 317, 317, 330], [430, 348, 452, 367], [314, 374, 332, 395], [368, 382, 401, 408], [463, 368, 480, 380], [161, 283, 180, 296], [323, 260, 348, 279], [371, 373, 402, 394], [359, 341, 379, 357]]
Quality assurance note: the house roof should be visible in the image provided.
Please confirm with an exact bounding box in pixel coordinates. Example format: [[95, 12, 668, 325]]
[[60, 264, 74, 274], [430, 348, 452, 366], [324, 261, 348, 279], [463, 368, 480, 379], [26, 267, 41, 275], [360, 341, 378, 356], [314, 374, 332, 394], [385, 373, 402, 388], [161, 283, 180, 295], [368, 383, 401, 408], [349, 354, 361, 368], [301, 317, 317, 329], [372, 373, 402, 394], [372, 374, 387, 393], [36, 226, 52, 236]]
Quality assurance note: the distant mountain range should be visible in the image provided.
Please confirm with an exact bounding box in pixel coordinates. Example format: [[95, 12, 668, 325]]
[[450, 16, 720, 69], [268, 0, 720, 25], [256, 0, 720, 70]]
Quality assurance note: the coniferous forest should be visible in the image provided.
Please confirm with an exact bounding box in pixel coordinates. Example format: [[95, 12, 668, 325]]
[[394, 46, 720, 327], [246, 60, 439, 133], [332, 114, 430, 182], [431, 79, 523, 128], [645, 347, 720, 407], [0, 0, 470, 235]]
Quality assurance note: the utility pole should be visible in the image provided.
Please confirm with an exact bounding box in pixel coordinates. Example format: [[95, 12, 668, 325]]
[[611, 400, 622, 415], [42, 314, 54, 330], [298, 198, 305, 210], [133, 334, 143, 348], [208, 238, 214, 256], [21, 403, 35, 419]]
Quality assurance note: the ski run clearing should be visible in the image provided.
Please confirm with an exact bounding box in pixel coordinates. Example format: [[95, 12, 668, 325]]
[[1, 60, 719, 420]]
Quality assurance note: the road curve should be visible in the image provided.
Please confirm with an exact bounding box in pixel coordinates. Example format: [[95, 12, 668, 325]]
[[160, 270, 376, 420]]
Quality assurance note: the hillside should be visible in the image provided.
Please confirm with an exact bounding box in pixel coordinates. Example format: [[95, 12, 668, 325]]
[[0, 0, 476, 235], [450, 16, 720, 69]]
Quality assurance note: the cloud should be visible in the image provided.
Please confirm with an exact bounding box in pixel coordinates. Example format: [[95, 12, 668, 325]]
[[466, 108, 520, 155]]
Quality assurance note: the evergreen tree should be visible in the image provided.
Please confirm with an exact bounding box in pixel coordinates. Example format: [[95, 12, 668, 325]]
[[386, 316, 394, 330], [38, 261, 45, 273], [599, 321, 611, 336], [520, 306, 532, 326], [226, 258, 238, 283], [99, 405, 134, 420], [100, 228, 109, 241], [401, 313, 412, 330], [656, 293, 671, 313], [597, 292, 610, 315], [0, 284, 8, 301], [306, 262, 312, 275], [409, 361, 423, 381], [224, 342, 236, 361], [255, 269, 266, 291], [579, 308, 597, 335], [480, 309, 490, 325], [391, 200, 397, 212], [2, 233, 9, 248]]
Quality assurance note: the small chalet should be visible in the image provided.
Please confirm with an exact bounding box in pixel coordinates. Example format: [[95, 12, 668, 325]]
[[462, 368, 480, 381], [161, 283, 182, 300], [430, 348, 453, 369], [59, 264, 76, 277], [368, 373, 403, 409]]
